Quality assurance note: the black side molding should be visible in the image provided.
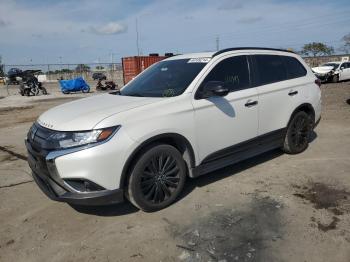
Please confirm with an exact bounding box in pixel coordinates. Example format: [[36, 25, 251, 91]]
[[191, 128, 286, 178]]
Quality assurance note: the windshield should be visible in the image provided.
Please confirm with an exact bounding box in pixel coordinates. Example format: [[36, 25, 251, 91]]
[[120, 59, 208, 97], [322, 63, 339, 69]]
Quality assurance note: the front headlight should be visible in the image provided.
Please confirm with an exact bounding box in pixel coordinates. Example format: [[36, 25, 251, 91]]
[[49, 126, 120, 149]]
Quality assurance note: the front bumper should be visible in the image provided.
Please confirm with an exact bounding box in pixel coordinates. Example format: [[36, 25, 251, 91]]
[[314, 73, 331, 82], [25, 139, 124, 206]]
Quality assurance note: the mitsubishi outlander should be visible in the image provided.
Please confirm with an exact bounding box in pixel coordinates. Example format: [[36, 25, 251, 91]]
[[25, 47, 322, 211]]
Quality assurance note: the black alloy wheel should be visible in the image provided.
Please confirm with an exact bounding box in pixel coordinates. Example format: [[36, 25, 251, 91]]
[[140, 153, 180, 203], [283, 111, 312, 154], [127, 144, 186, 212]]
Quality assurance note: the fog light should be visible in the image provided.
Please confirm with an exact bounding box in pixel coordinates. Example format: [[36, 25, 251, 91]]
[[64, 179, 105, 192]]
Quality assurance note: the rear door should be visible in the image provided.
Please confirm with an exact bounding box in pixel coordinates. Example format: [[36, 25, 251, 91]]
[[191, 55, 259, 162], [251, 54, 308, 135]]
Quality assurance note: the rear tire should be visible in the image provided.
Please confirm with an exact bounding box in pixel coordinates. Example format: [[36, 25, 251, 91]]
[[82, 87, 90, 93], [126, 144, 187, 212], [41, 87, 47, 95], [283, 111, 312, 154]]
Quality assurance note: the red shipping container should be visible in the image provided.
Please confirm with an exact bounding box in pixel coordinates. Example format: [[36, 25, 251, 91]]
[[122, 56, 167, 84]]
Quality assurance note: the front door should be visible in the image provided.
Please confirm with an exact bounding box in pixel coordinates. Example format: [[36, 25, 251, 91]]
[[191, 55, 259, 163], [339, 62, 350, 81]]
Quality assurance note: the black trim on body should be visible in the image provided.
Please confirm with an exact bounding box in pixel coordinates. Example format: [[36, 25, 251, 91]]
[[191, 128, 286, 178], [212, 47, 294, 57], [32, 171, 124, 206]]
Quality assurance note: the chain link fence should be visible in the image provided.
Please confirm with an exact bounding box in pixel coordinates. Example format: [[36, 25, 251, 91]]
[[2, 63, 124, 86]]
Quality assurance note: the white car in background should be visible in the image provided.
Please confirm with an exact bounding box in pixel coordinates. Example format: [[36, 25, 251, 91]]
[[312, 61, 350, 83]]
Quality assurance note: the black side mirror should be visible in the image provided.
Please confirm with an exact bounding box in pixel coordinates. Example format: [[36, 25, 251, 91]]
[[201, 81, 229, 98]]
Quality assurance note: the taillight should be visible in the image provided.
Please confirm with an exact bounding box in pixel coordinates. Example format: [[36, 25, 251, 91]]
[[315, 79, 321, 88]]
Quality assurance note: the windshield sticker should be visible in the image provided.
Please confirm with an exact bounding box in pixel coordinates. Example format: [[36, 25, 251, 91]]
[[161, 67, 168, 71], [188, 58, 211, 63]]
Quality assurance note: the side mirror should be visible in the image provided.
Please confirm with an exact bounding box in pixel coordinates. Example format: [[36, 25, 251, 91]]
[[340, 66, 345, 70], [201, 81, 229, 98]]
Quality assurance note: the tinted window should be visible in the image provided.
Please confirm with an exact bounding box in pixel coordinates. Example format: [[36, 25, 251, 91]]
[[254, 55, 287, 85], [200, 55, 250, 94], [282, 56, 307, 79], [120, 59, 206, 97]]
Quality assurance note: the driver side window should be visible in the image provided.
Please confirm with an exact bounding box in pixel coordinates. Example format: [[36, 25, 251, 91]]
[[199, 55, 250, 95]]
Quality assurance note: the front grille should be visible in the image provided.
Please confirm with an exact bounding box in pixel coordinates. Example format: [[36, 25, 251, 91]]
[[27, 123, 57, 153], [26, 123, 57, 180]]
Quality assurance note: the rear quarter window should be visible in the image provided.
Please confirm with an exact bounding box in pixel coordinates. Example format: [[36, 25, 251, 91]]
[[281, 56, 307, 79]]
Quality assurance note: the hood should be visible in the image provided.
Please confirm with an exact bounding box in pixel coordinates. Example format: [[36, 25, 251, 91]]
[[311, 66, 334, 74], [38, 94, 163, 131]]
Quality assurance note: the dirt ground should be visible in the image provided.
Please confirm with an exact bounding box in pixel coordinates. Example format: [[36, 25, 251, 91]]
[[0, 81, 349, 262]]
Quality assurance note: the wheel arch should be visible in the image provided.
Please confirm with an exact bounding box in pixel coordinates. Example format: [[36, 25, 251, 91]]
[[287, 103, 315, 127], [120, 133, 196, 189]]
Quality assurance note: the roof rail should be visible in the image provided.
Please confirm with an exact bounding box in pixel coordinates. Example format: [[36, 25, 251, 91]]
[[212, 47, 294, 57]]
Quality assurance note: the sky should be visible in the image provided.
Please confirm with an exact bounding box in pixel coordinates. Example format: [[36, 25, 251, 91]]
[[0, 0, 349, 65]]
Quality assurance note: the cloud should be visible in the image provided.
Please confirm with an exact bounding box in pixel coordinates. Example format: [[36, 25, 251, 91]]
[[89, 22, 127, 35], [236, 16, 263, 24], [218, 1, 243, 11]]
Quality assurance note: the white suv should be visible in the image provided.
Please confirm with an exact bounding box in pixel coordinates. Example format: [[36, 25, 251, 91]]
[[25, 48, 322, 211]]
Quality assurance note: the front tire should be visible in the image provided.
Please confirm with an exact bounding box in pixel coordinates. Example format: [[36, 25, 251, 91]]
[[332, 74, 339, 83], [283, 111, 312, 154], [41, 87, 48, 95], [127, 144, 187, 212]]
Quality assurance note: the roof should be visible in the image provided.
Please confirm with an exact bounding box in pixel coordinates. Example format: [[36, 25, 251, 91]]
[[323, 61, 341, 64], [165, 52, 214, 60], [212, 47, 294, 57], [165, 47, 294, 61]]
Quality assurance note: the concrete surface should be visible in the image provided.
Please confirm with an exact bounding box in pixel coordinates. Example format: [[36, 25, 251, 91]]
[[0, 82, 349, 262]]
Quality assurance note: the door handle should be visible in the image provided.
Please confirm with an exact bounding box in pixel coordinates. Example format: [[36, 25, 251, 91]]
[[245, 100, 258, 107], [288, 90, 298, 96]]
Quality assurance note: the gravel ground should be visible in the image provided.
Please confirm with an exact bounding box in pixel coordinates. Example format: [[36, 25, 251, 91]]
[[0, 81, 349, 262]]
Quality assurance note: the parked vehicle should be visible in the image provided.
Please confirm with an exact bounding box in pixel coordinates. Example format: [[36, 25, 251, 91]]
[[59, 77, 90, 94], [92, 72, 107, 80], [19, 80, 48, 96], [7, 68, 23, 84], [26, 47, 321, 211], [7, 69, 48, 96], [312, 61, 350, 83], [96, 80, 117, 91]]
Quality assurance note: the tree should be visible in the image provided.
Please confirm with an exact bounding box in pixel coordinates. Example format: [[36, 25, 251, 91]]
[[301, 42, 334, 57], [75, 64, 90, 72], [339, 33, 350, 54], [95, 65, 105, 70]]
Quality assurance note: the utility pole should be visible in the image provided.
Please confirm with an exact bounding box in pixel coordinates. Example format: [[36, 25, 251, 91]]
[[216, 36, 220, 51], [136, 18, 140, 56]]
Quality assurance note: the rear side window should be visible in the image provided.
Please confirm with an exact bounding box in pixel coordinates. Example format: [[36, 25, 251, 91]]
[[254, 55, 287, 85], [200, 55, 250, 93], [281, 56, 307, 79]]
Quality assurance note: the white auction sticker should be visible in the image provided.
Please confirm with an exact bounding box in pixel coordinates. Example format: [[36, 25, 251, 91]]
[[188, 58, 211, 63]]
